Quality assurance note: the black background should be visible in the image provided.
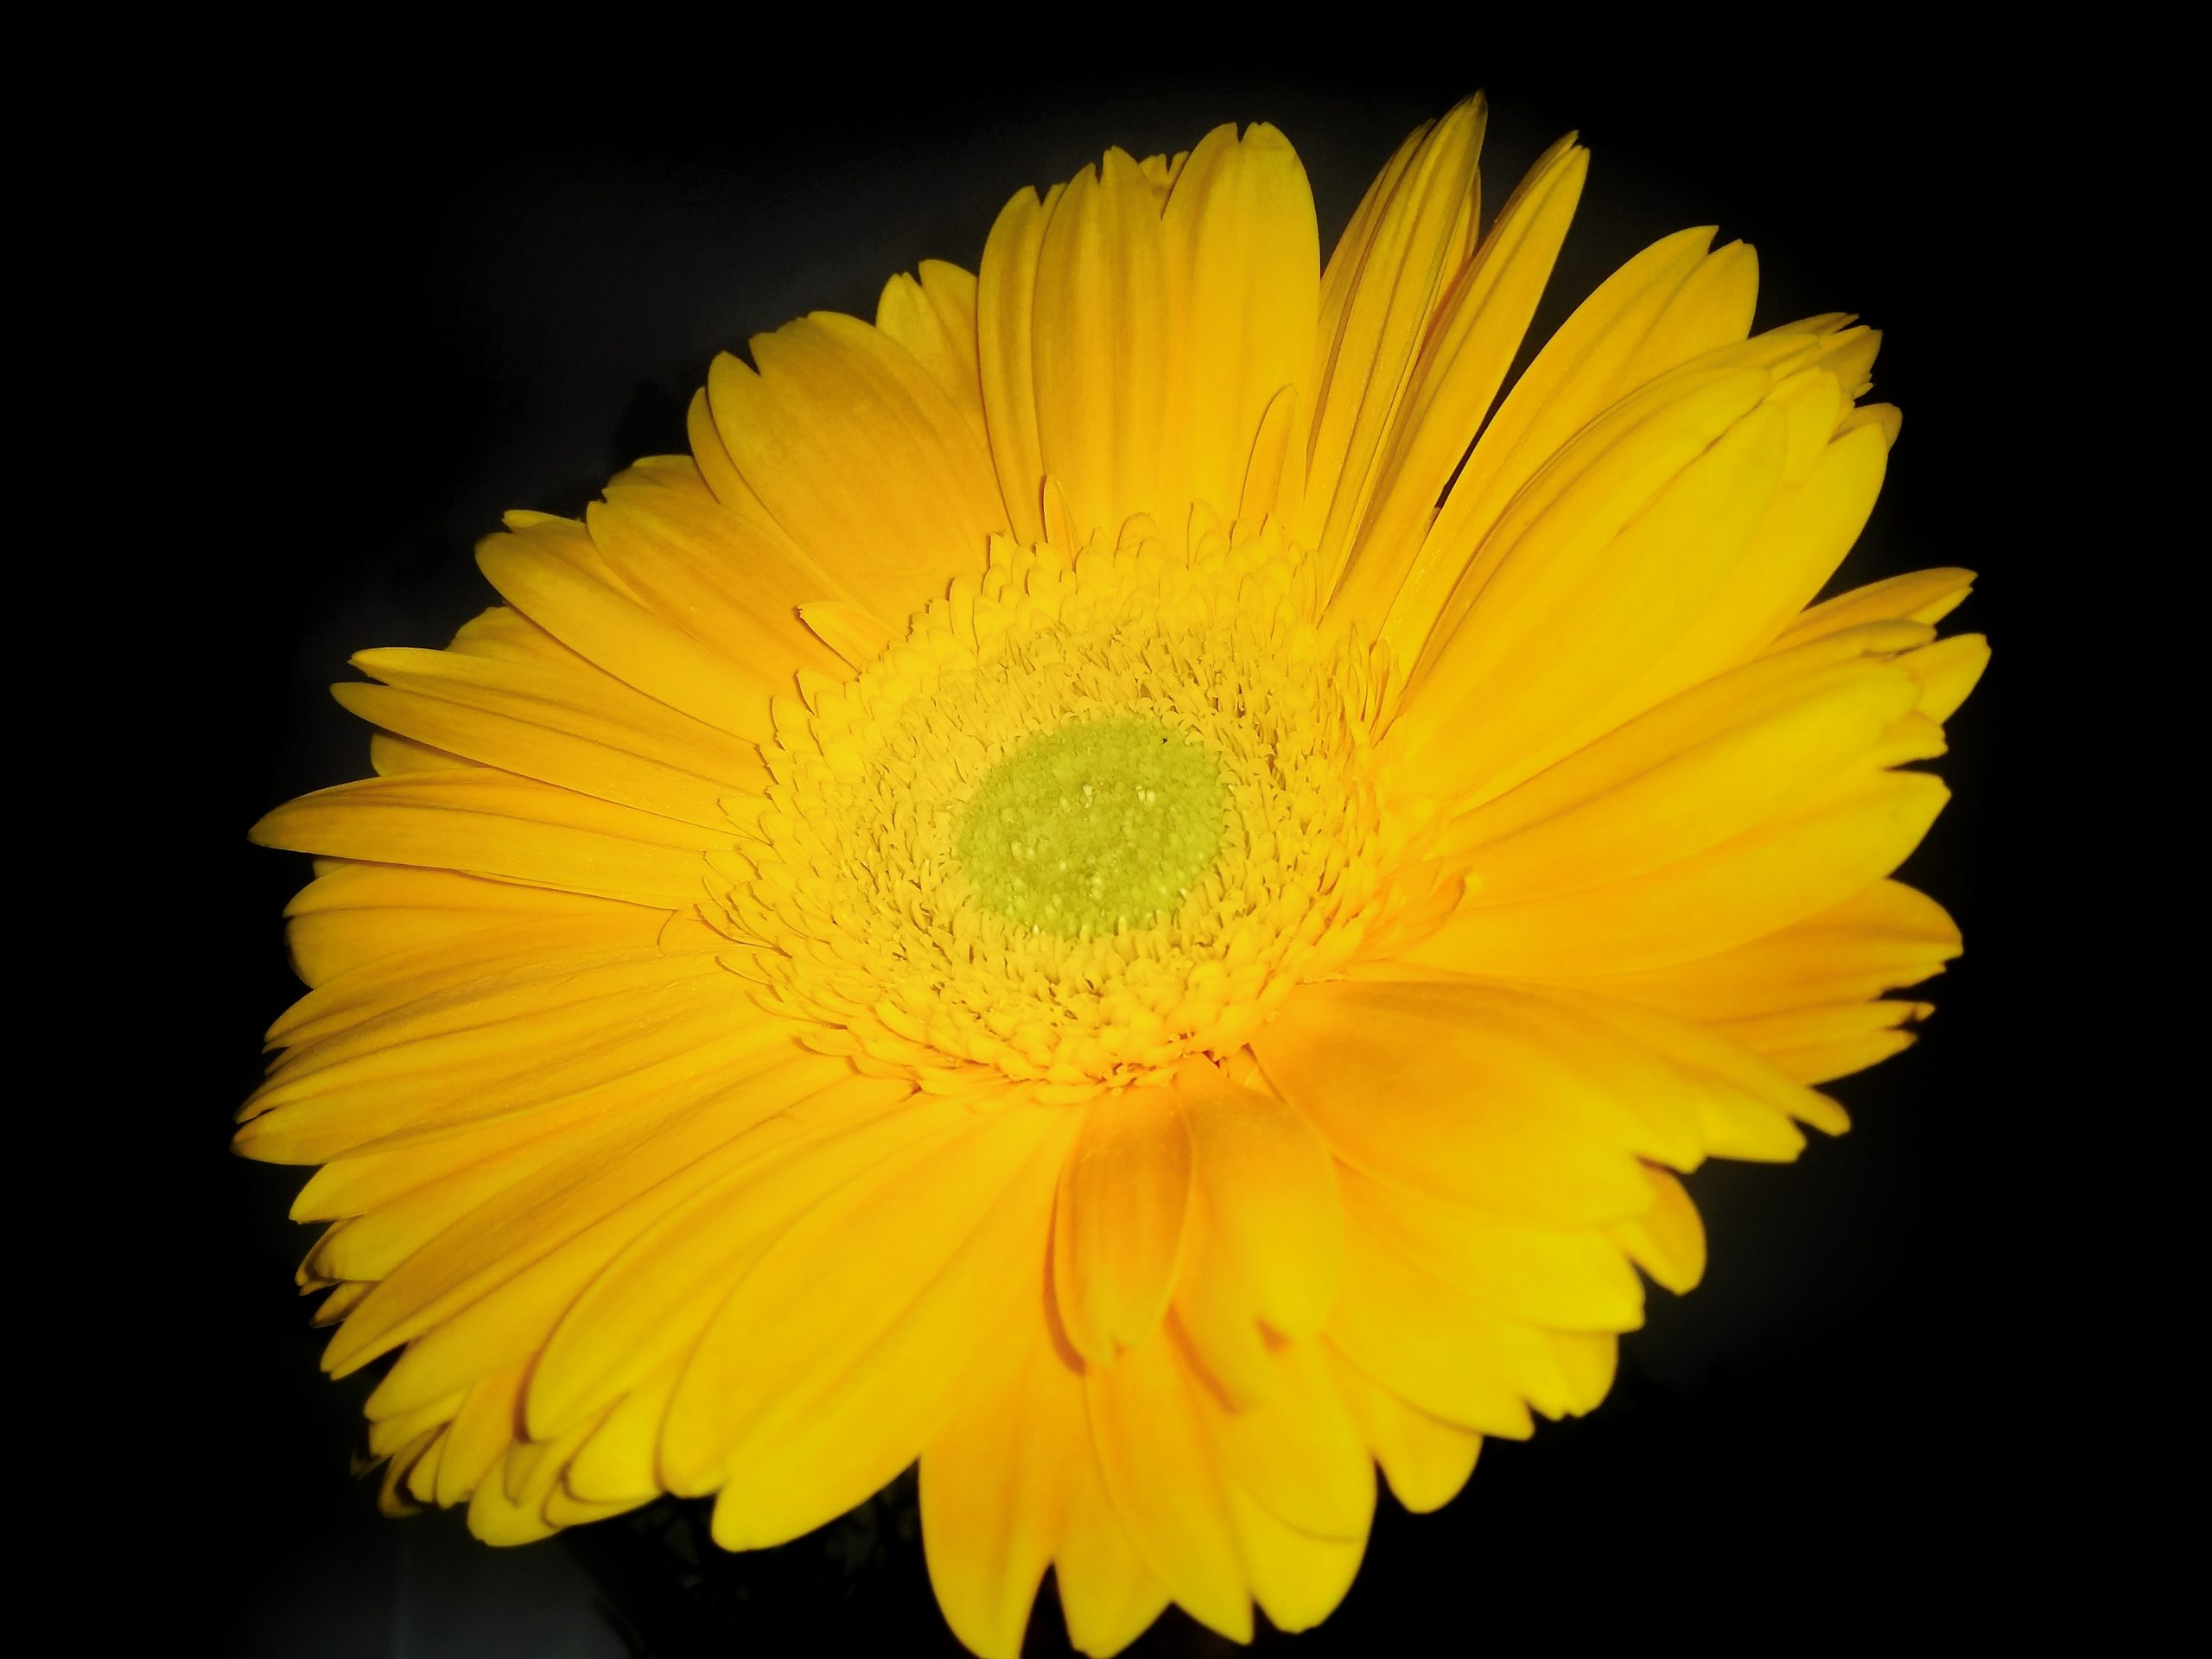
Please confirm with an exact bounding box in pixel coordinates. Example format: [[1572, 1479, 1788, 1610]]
[[156, 41, 2061, 1656]]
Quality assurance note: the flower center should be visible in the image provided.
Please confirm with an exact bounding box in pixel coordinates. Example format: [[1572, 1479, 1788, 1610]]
[[719, 522, 1414, 1092], [955, 712, 1226, 938]]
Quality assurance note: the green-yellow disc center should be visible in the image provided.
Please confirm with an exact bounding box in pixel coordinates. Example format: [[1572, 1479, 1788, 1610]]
[[956, 712, 1226, 937]]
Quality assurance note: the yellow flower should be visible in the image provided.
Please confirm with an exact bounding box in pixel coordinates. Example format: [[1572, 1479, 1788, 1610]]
[[244, 95, 1986, 1656]]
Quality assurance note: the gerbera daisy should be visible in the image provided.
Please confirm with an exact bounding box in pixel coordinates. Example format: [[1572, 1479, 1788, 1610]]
[[244, 93, 1986, 1656]]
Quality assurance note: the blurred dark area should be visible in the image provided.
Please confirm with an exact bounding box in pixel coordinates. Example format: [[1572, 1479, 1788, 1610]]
[[135, 38, 2068, 1657]]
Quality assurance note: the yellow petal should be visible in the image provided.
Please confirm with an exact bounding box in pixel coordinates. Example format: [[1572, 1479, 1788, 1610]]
[[1237, 382, 1307, 527], [1591, 417, 1891, 722], [1609, 1165, 1707, 1294], [260, 927, 724, 1092], [976, 183, 1064, 543], [1029, 149, 1174, 543], [476, 512, 778, 741], [1325, 1215, 1534, 1437], [250, 768, 733, 907], [876, 259, 988, 448], [278, 861, 652, 986], [1440, 647, 1925, 905], [1405, 767, 1949, 977], [1325, 1346, 1481, 1514], [1054, 1427, 1170, 1658], [797, 600, 896, 671], [1612, 239, 1761, 388], [561, 1366, 680, 1505], [375, 1427, 441, 1518], [1330, 134, 1586, 626], [1719, 999, 1931, 1084], [1051, 1085, 1192, 1366], [432, 1363, 527, 1508], [1168, 1185, 1278, 1409], [920, 1307, 1079, 1659], [269, 906, 684, 1053], [1161, 123, 1320, 521], [349, 1053, 854, 1406], [1776, 566, 1975, 647], [1254, 980, 1657, 1225], [1192, 1336, 1373, 1541], [667, 1103, 1077, 1535], [1173, 1059, 1342, 1338], [466, 1412, 601, 1546], [243, 957, 769, 1166], [1304, 94, 1485, 584], [707, 313, 1006, 624], [369, 731, 476, 774], [605, 452, 709, 497], [586, 483, 854, 684], [523, 1082, 944, 1443], [1532, 987, 1847, 1146], [336, 645, 765, 827], [1897, 632, 1990, 724], [1396, 365, 1794, 802], [1379, 226, 1756, 665], [1084, 1331, 1252, 1643], [1560, 879, 1961, 1022], [1220, 1475, 1366, 1635], [1337, 1167, 1644, 1332]]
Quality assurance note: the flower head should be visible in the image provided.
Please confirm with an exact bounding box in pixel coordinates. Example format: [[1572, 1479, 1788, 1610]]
[[245, 95, 1985, 1656]]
